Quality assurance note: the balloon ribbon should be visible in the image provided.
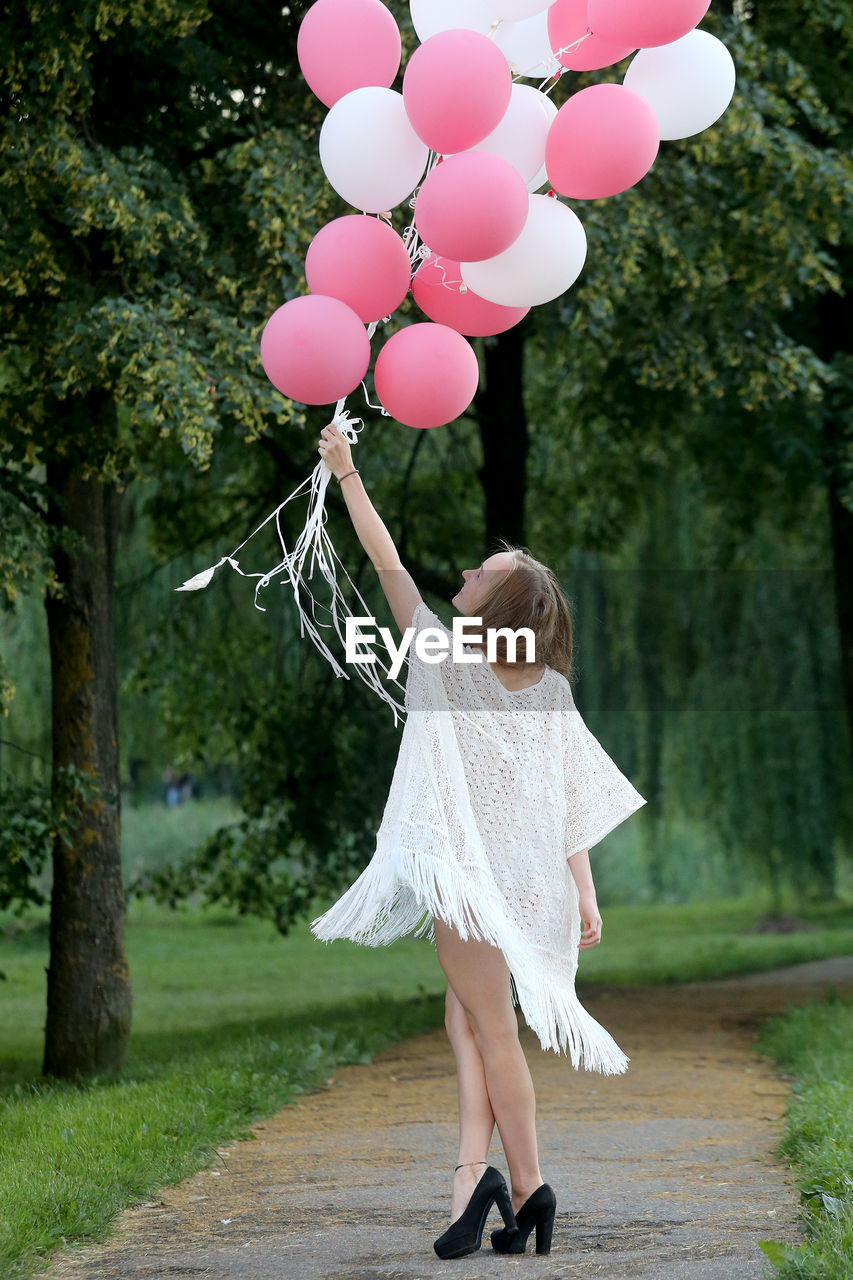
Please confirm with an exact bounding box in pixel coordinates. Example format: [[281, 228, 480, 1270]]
[[174, 400, 407, 724]]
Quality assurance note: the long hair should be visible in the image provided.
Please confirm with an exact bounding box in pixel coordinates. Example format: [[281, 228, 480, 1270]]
[[471, 540, 576, 682]]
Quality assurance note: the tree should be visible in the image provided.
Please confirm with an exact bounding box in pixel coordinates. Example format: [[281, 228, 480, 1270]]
[[4, 0, 851, 1028], [524, 7, 853, 732], [116, 1, 853, 909], [1, 0, 325, 1075]]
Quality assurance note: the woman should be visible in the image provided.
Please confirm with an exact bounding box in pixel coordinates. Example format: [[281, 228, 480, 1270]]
[[311, 421, 647, 1260]]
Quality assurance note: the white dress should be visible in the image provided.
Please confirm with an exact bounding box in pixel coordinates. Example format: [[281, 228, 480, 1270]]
[[311, 602, 647, 1074]]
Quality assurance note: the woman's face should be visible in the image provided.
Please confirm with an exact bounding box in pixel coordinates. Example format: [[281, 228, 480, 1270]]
[[451, 551, 515, 615]]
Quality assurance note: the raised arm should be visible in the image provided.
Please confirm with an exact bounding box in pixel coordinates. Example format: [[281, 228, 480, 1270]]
[[318, 421, 422, 634]]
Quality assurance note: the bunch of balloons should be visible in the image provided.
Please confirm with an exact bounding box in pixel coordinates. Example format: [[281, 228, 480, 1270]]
[[260, 0, 736, 430]]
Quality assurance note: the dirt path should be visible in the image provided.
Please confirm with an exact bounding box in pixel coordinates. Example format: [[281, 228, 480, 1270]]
[[48, 959, 853, 1280]]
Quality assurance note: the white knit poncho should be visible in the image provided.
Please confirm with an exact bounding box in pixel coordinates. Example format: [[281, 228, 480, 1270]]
[[311, 602, 647, 1074]]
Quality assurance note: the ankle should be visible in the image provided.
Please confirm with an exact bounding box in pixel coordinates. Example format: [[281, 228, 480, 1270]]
[[512, 1177, 544, 1203]]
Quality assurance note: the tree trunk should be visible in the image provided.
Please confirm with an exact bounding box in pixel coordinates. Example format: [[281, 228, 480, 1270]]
[[475, 324, 529, 548], [43, 400, 131, 1078]]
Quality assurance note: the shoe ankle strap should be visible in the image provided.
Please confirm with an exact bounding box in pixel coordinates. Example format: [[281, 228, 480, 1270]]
[[454, 1160, 488, 1171]]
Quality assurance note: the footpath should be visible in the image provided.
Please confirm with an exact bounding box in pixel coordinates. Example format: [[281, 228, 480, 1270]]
[[48, 957, 853, 1280]]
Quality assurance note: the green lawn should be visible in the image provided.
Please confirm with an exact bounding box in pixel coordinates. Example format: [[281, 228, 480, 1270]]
[[1, 901, 448, 1279], [120, 795, 242, 882], [1, 898, 448, 1079], [577, 896, 853, 984], [1, 892, 852, 1278], [759, 997, 853, 1280]]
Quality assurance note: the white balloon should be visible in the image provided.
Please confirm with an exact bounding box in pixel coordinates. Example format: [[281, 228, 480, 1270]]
[[623, 30, 736, 141], [409, 0, 493, 42], [461, 194, 587, 307], [463, 83, 552, 186], [493, 9, 558, 78], [490, 0, 558, 22], [319, 87, 429, 213], [526, 93, 558, 191]]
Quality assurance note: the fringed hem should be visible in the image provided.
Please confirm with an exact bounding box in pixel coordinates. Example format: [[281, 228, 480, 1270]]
[[310, 851, 629, 1074], [512, 971, 629, 1073], [311, 846, 508, 951]]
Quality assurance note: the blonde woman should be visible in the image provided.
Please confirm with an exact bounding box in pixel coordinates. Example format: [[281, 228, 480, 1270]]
[[312, 422, 647, 1259]]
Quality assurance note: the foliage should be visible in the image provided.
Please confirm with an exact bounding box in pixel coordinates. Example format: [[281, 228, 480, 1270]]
[[114, 400, 483, 926], [126, 663, 405, 932], [0, 0, 333, 972], [1, 1, 325, 481], [2, 0, 852, 929], [0, 0, 435, 935], [575, 482, 853, 901], [0, 767, 102, 922], [519, 7, 853, 898], [758, 994, 853, 1279], [526, 8, 853, 555]]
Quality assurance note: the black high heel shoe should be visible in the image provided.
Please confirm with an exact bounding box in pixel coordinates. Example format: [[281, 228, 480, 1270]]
[[491, 1182, 557, 1255], [433, 1164, 517, 1260]]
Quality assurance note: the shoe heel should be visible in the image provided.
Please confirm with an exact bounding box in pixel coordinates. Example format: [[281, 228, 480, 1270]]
[[535, 1207, 555, 1254], [495, 1181, 517, 1232], [434, 1166, 512, 1260]]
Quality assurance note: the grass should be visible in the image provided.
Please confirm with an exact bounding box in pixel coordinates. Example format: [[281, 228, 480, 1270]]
[[1, 900, 448, 1279], [0, 899, 449, 1077], [758, 997, 853, 1279], [576, 897, 853, 985], [1, 893, 852, 1278], [120, 795, 243, 881]]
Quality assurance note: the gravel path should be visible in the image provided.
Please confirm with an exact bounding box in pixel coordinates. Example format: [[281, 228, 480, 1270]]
[[48, 958, 853, 1280]]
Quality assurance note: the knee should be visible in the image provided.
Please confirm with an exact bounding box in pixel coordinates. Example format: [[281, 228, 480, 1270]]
[[467, 1010, 520, 1055], [445, 994, 475, 1046]]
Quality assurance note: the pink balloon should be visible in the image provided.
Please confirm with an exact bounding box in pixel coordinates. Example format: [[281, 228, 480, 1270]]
[[548, 0, 635, 71], [403, 29, 512, 153], [260, 296, 370, 406], [412, 254, 529, 337], [374, 323, 479, 429], [588, 0, 711, 49], [297, 0, 401, 108], [305, 216, 412, 324], [414, 152, 529, 263], [545, 83, 659, 200]]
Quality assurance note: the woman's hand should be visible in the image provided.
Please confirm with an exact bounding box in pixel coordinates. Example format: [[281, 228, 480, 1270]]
[[577, 888, 602, 949], [318, 421, 355, 480]]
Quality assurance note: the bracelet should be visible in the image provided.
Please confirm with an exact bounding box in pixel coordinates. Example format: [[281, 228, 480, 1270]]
[[338, 469, 359, 483]]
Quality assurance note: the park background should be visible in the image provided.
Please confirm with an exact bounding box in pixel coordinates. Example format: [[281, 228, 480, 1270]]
[[1, 1, 852, 1277]]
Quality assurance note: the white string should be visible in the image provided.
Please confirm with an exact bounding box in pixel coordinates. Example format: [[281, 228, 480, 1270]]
[[539, 31, 591, 93], [175, 401, 407, 724], [416, 254, 470, 295], [434, 260, 468, 293], [402, 148, 440, 276], [360, 385, 391, 416]]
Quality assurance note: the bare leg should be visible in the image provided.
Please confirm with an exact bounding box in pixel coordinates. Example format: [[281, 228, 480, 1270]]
[[434, 917, 543, 1214], [444, 983, 496, 1220]]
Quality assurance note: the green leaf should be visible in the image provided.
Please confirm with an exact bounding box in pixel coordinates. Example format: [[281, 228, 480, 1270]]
[[759, 1239, 802, 1267]]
